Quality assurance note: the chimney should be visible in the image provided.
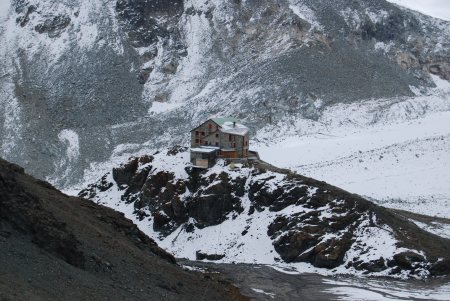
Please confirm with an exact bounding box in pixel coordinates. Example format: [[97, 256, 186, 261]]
[[233, 121, 236, 127]]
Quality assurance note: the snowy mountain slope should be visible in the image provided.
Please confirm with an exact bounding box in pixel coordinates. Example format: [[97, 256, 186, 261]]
[[255, 86, 450, 218], [387, 0, 450, 21], [79, 147, 450, 279], [0, 0, 450, 187]]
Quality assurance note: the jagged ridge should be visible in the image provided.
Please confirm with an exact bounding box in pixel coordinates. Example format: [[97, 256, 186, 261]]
[[80, 146, 450, 278]]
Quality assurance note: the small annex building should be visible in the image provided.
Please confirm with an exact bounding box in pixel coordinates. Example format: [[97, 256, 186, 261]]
[[190, 117, 250, 168]]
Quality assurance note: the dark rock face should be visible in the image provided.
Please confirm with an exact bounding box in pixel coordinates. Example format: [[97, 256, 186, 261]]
[[112, 155, 153, 187], [15, 3, 36, 27], [0, 160, 85, 268], [34, 14, 71, 37], [196, 251, 226, 261], [429, 259, 450, 276], [360, 12, 419, 43], [0, 158, 248, 301], [116, 0, 184, 47], [261, 179, 364, 268], [392, 252, 426, 270], [188, 172, 245, 227], [81, 152, 450, 277], [81, 147, 248, 234]]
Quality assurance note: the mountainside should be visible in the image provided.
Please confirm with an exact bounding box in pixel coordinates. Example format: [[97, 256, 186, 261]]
[[254, 89, 450, 218], [0, 0, 449, 187], [79, 147, 450, 279], [0, 157, 246, 300]]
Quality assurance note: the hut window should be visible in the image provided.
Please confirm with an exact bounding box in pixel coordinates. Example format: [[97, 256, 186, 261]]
[[229, 134, 232, 141], [215, 142, 219, 146], [195, 131, 199, 136], [195, 139, 199, 143], [215, 133, 219, 138], [202, 132, 205, 136]]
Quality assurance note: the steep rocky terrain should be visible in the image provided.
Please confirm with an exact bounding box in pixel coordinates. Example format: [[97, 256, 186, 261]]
[[0, 157, 247, 300], [80, 147, 450, 278], [0, 0, 449, 187]]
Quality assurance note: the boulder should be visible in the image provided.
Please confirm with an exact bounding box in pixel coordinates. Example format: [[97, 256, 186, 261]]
[[196, 251, 226, 261], [429, 259, 450, 276], [392, 252, 426, 270]]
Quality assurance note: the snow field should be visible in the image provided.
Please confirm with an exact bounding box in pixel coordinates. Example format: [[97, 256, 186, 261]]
[[255, 92, 450, 218]]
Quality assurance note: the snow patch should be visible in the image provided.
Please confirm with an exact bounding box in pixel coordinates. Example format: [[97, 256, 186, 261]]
[[58, 129, 80, 161], [431, 74, 450, 92], [251, 288, 276, 299], [374, 41, 393, 53], [149, 101, 183, 114], [0, 0, 10, 21], [325, 278, 450, 301], [288, 1, 323, 31], [411, 220, 450, 239]]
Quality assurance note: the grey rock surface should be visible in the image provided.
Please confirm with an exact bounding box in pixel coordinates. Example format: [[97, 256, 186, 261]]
[[0, 0, 449, 186]]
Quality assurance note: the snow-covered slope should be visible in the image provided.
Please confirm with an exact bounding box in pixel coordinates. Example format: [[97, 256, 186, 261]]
[[387, 0, 450, 21], [255, 84, 450, 218], [79, 147, 450, 279], [1, 0, 450, 187]]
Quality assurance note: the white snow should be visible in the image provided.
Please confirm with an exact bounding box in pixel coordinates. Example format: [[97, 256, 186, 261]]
[[0, 0, 10, 21], [411, 220, 450, 239], [325, 278, 450, 301], [142, 0, 216, 106], [0, 80, 22, 156], [149, 101, 183, 114], [288, 1, 323, 31], [220, 121, 249, 136], [365, 9, 389, 24], [343, 217, 422, 273], [432, 74, 450, 91], [45, 129, 81, 187], [386, 0, 450, 21], [374, 42, 394, 53], [254, 93, 450, 218], [58, 129, 80, 161], [251, 288, 276, 299]]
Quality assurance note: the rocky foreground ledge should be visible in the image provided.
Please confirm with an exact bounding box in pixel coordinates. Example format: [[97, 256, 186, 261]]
[[80, 146, 450, 278], [0, 158, 246, 300]]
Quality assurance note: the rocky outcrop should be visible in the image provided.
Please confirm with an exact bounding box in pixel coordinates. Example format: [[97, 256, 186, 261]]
[[0, 157, 248, 300], [196, 251, 226, 261], [80, 148, 450, 277], [34, 14, 71, 37], [0, 159, 85, 268], [115, 0, 184, 47]]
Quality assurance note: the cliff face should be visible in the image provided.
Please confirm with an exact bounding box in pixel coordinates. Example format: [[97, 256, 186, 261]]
[[0, 157, 247, 300], [80, 147, 450, 278], [0, 0, 449, 186]]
